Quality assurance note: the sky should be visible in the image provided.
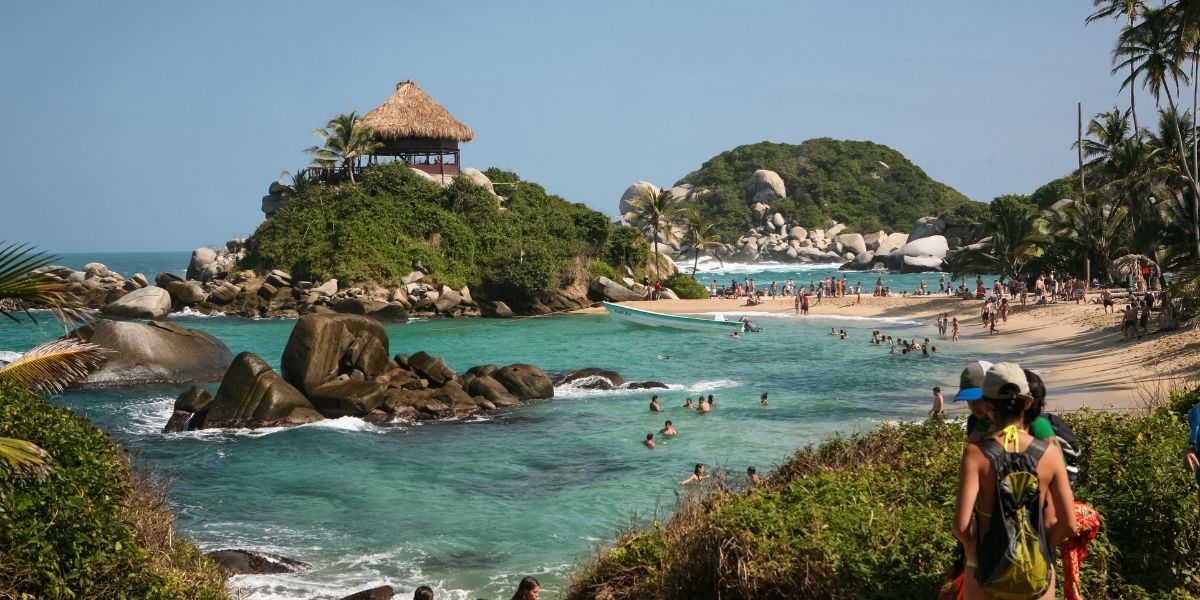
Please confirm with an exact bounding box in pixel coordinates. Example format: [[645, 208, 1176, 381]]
[[0, 1, 1146, 252]]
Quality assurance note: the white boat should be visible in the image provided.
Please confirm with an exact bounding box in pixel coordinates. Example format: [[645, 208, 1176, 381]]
[[601, 302, 746, 332]]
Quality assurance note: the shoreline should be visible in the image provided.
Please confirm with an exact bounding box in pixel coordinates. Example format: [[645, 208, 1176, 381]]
[[577, 294, 1200, 415]]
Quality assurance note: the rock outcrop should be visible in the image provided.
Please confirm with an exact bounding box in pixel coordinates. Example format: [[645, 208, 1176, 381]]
[[69, 319, 233, 388], [205, 549, 311, 576], [618, 181, 660, 219], [99, 286, 172, 320], [197, 352, 324, 429], [749, 169, 786, 204]]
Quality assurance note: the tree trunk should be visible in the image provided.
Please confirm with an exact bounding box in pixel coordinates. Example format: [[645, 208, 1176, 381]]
[[652, 216, 660, 281], [692, 249, 699, 277], [1130, 11, 1139, 135], [1194, 52, 1200, 259], [1163, 84, 1200, 259]]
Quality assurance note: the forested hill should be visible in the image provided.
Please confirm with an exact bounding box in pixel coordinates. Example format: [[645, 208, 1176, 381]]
[[676, 139, 974, 240]]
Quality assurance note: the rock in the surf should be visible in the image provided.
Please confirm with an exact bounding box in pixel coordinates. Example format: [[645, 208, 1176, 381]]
[[553, 368, 626, 389], [204, 549, 311, 576], [198, 352, 324, 429], [466, 375, 520, 406], [340, 586, 395, 600], [281, 313, 390, 395], [493, 364, 554, 401], [69, 319, 233, 388], [307, 380, 387, 417]]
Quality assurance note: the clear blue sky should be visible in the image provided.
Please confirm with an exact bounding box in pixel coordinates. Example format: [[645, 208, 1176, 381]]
[[0, 1, 1140, 252]]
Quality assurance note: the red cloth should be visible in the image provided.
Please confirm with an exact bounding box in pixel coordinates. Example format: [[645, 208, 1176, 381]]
[[1060, 501, 1102, 600]]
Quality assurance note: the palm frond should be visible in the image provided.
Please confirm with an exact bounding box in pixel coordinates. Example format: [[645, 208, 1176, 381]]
[[0, 436, 52, 479], [0, 339, 108, 395]]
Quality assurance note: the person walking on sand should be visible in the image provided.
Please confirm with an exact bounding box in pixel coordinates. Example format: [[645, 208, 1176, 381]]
[[953, 363, 1076, 600], [1122, 304, 1137, 341], [680, 463, 705, 484], [660, 420, 677, 436], [644, 433, 655, 449], [952, 317, 960, 342]]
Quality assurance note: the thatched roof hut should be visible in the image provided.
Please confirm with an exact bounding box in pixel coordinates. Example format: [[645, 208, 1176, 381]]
[[1108, 254, 1161, 290], [358, 81, 473, 176]]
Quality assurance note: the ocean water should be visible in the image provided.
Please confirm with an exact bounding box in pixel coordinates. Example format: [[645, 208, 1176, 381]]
[[0, 252, 995, 599]]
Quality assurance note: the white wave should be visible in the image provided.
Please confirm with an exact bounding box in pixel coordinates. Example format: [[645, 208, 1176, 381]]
[[304, 416, 391, 433], [171, 306, 225, 318], [0, 350, 22, 365], [690, 258, 844, 276], [554, 377, 740, 399]]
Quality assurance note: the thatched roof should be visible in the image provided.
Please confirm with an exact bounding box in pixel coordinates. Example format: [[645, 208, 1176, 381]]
[[358, 81, 474, 142], [1109, 254, 1161, 290]]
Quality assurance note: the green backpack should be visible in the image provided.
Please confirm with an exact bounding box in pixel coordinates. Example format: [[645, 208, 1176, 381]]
[[975, 436, 1052, 600]]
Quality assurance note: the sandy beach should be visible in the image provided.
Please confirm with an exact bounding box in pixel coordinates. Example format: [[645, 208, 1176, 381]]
[[580, 293, 1200, 415]]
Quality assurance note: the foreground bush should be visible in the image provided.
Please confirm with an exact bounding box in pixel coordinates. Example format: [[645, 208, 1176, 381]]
[[566, 395, 1200, 599], [0, 382, 229, 600]]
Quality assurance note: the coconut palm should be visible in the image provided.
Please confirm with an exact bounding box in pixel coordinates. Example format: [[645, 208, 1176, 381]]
[[305, 112, 382, 184], [948, 197, 1050, 281], [1088, 0, 1147, 131], [0, 243, 106, 478], [1105, 139, 1176, 254], [1080, 107, 1134, 172], [1114, 7, 1200, 258], [622, 188, 685, 281], [680, 211, 723, 276], [1049, 195, 1131, 282]]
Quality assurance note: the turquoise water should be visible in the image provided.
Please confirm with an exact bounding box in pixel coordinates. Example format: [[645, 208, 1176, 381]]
[[0, 253, 993, 599]]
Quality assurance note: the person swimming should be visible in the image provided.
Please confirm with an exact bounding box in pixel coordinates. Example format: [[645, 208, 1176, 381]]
[[707, 394, 716, 405], [649, 395, 661, 412], [644, 433, 655, 449], [760, 392, 768, 405], [684, 397, 695, 409], [747, 466, 763, 486], [698, 397, 711, 413], [680, 463, 705, 484], [660, 420, 677, 436]]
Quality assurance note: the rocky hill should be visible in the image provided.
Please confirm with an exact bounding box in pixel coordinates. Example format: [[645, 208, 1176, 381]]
[[662, 139, 974, 244]]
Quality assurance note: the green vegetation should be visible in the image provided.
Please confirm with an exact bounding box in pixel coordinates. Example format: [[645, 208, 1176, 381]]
[[566, 391, 1200, 599], [305, 112, 382, 184], [246, 163, 654, 301], [621, 188, 685, 280], [661, 274, 707, 299], [676, 139, 974, 242], [0, 382, 229, 599]]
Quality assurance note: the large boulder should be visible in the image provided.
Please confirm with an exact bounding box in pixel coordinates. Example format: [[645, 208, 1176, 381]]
[[281, 314, 390, 395], [826, 223, 847, 238], [407, 351, 457, 386], [200, 353, 324, 429], [163, 280, 207, 305], [908, 216, 946, 242], [834, 233, 867, 255], [186, 247, 217, 281], [840, 251, 876, 271], [69, 319, 233, 388], [589, 277, 642, 302], [900, 235, 950, 259], [749, 169, 786, 204], [875, 232, 909, 255], [862, 231, 887, 251], [457, 167, 495, 195], [100, 286, 172, 320], [618, 181, 660, 220], [788, 226, 808, 241], [901, 255, 946, 273], [466, 375, 520, 407], [308, 380, 386, 417], [493, 364, 554, 401], [340, 586, 395, 600]]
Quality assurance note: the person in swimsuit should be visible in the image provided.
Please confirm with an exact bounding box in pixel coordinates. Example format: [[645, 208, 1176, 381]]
[[698, 397, 711, 413], [680, 463, 705, 484], [953, 363, 1076, 599], [747, 466, 763, 486], [644, 433, 655, 449], [684, 397, 695, 409], [649, 395, 661, 413], [760, 392, 769, 405], [952, 317, 960, 342], [660, 420, 677, 436]]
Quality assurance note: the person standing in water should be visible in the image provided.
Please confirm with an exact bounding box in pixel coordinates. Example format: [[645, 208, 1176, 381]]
[[698, 397, 712, 413], [660, 420, 677, 436], [511, 576, 540, 600], [952, 317, 960, 342], [649, 395, 661, 413], [644, 433, 655, 449], [747, 466, 763, 486], [760, 392, 769, 405], [930, 386, 944, 417], [684, 397, 695, 409], [680, 463, 705, 484]]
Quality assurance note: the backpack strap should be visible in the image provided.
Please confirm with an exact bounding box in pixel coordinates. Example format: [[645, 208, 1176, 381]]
[[976, 438, 1004, 466], [1023, 437, 1049, 463]]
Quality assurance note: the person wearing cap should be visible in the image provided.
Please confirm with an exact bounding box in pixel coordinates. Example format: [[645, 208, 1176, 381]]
[[1186, 401, 1200, 502], [953, 362, 1077, 599], [954, 361, 993, 442]]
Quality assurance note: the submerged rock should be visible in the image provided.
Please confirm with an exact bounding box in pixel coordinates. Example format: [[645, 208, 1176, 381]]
[[204, 549, 311, 576]]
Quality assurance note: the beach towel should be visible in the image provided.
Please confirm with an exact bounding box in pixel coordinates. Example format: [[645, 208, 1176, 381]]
[[1060, 502, 1102, 600]]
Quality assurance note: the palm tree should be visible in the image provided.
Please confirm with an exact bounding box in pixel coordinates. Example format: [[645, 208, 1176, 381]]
[[680, 211, 723, 276], [1104, 139, 1176, 254], [1048, 194, 1131, 282], [1080, 107, 1134, 172], [1088, 0, 1147, 132], [948, 198, 1050, 281], [622, 188, 685, 281], [305, 112, 382, 184], [0, 243, 106, 478], [1114, 7, 1200, 259]]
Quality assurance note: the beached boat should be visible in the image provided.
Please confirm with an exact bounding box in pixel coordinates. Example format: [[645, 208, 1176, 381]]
[[601, 302, 746, 332]]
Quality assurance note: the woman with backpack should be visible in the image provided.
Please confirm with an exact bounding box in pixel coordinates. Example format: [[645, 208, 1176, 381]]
[[953, 362, 1077, 600]]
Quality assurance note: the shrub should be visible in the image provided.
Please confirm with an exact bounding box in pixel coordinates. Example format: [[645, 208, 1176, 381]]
[[662, 274, 708, 299], [588, 259, 622, 283], [0, 382, 229, 599], [567, 393, 1200, 600]]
